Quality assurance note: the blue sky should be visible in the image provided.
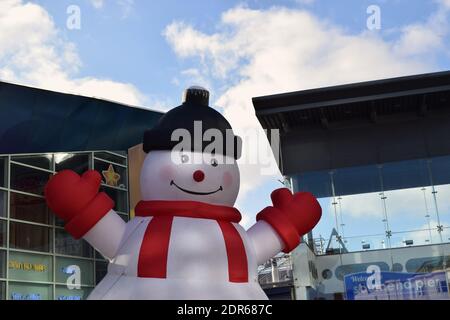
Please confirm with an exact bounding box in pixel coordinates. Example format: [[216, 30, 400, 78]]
[[2, 0, 450, 249], [29, 0, 450, 103]]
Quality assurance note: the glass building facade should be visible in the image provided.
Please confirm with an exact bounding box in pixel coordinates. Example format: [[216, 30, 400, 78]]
[[293, 155, 450, 254], [291, 155, 450, 300], [0, 151, 129, 300]]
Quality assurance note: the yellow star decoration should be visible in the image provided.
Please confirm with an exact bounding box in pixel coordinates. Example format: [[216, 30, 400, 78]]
[[102, 164, 121, 187]]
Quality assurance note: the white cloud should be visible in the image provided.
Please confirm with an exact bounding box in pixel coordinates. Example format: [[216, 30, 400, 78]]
[[89, 0, 136, 17], [172, 68, 213, 93], [391, 219, 444, 247], [90, 0, 104, 9], [394, 24, 443, 56], [0, 0, 146, 107], [89, 0, 135, 19], [393, 4, 449, 57], [164, 5, 449, 202]]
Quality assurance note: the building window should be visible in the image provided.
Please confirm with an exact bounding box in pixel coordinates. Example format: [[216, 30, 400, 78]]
[[9, 222, 52, 253], [10, 163, 51, 196], [94, 152, 127, 166], [11, 155, 52, 171], [0, 190, 7, 218], [95, 160, 128, 189], [10, 192, 50, 225], [0, 221, 5, 248], [321, 269, 332, 280], [95, 250, 105, 260], [0, 281, 5, 300], [334, 262, 389, 281], [405, 256, 450, 273], [55, 153, 89, 175], [428, 155, 450, 186], [101, 187, 128, 213], [429, 155, 450, 232], [95, 260, 108, 285], [380, 159, 435, 245], [55, 216, 65, 228], [55, 229, 92, 258], [55, 256, 94, 286], [0, 250, 5, 278], [8, 251, 53, 282], [0, 157, 7, 188], [8, 282, 53, 300]]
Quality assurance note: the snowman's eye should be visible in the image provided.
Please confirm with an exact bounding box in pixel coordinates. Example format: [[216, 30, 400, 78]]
[[211, 158, 218, 167], [181, 154, 189, 163]]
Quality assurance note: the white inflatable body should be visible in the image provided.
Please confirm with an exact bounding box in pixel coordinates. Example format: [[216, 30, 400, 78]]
[[80, 151, 285, 300], [85, 213, 283, 300]]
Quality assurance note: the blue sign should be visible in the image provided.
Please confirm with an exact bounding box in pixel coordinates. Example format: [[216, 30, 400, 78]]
[[344, 269, 449, 300], [57, 295, 82, 300], [11, 292, 41, 300]]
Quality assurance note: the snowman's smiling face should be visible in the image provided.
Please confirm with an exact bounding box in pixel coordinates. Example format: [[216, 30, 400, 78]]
[[169, 180, 223, 195], [140, 150, 240, 206]]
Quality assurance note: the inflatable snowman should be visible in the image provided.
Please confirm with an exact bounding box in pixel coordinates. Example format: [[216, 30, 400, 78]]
[[44, 87, 322, 300]]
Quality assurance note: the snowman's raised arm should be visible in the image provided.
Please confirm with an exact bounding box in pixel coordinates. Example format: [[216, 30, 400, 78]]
[[45, 170, 127, 260], [82, 209, 127, 259], [246, 220, 285, 265], [247, 188, 322, 265]]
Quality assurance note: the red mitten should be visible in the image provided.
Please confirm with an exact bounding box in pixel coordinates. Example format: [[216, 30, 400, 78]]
[[256, 188, 322, 253], [45, 170, 114, 239]]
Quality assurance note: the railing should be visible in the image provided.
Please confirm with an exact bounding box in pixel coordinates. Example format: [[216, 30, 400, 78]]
[[257, 254, 294, 288], [312, 226, 450, 255]]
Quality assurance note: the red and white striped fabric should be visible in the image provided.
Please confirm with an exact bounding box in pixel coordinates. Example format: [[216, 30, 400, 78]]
[[107, 201, 258, 284]]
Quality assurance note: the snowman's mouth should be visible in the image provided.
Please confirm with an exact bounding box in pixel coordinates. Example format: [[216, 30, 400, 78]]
[[170, 180, 223, 195]]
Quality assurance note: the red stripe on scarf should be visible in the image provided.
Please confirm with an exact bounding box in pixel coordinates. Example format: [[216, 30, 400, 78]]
[[137, 216, 173, 278], [217, 221, 249, 283]]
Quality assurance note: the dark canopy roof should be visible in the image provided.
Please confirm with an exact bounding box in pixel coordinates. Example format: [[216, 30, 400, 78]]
[[253, 71, 450, 133], [0, 81, 163, 154], [252, 71, 450, 178]]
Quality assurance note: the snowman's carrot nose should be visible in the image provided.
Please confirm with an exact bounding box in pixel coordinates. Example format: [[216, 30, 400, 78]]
[[193, 170, 205, 182]]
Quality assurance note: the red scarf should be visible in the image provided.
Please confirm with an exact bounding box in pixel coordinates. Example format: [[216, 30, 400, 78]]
[[134, 200, 248, 283]]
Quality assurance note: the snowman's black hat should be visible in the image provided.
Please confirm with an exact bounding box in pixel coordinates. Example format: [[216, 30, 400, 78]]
[[143, 86, 242, 159]]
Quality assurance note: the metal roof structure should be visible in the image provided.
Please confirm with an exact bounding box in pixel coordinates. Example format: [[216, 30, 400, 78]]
[[0, 81, 164, 154], [252, 71, 450, 176], [254, 71, 450, 133]]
